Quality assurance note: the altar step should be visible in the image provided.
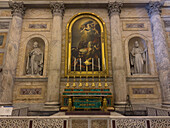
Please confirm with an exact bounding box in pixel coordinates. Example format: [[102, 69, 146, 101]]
[[65, 111, 110, 115]]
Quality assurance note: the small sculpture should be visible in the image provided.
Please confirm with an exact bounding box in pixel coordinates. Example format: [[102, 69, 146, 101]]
[[130, 41, 148, 74], [26, 42, 44, 76]]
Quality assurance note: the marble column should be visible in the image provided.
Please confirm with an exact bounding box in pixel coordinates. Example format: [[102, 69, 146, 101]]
[[45, 2, 64, 110], [147, 2, 170, 107], [108, 2, 127, 107], [0, 2, 25, 105]]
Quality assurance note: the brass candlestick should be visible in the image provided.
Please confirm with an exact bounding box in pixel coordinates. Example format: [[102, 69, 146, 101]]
[[79, 71, 82, 87], [66, 75, 70, 88], [92, 71, 95, 87], [73, 71, 76, 88], [85, 65, 89, 87], [104, 73, 108, 88], [98, 71, 102, 87]]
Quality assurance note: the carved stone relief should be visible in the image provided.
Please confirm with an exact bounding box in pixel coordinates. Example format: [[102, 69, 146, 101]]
[[25, 37, 45, 76], [128, 37, 149, 75]]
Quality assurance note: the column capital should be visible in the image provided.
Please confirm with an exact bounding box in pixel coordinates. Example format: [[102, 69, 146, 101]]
[[9, 2, 26, 18], [147, 1, 163, 17], [108, 2, 123, 17], [50, 2, 65, 17]]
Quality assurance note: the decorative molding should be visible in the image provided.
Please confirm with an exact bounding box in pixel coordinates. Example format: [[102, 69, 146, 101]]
[[132, 88, 154, 94], [0, 22, 10, 29], [24, 21, 51, 32], [126, 76, 159, 82], [164, 20, 170, 31], [123, 21, 148, 31], [8, 2, 26, 18], [16, 85, 45, 100], [20, 88, 42, 95], [108, 2, 123, 16], [147, 1, 162, 17], [50, 2, 65, 16], [129, 84, 159, 99]]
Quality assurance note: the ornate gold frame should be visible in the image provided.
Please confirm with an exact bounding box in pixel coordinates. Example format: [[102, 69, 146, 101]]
[[65, 12, 108, 77]]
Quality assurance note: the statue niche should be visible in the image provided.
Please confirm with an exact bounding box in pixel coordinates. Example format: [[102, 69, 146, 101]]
[[25, 38, 45, 76], [128, 37, 149, 75]]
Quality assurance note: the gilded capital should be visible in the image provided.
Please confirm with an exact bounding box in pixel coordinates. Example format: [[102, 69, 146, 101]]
[[147, 1, 163, 17], [108, 2, 123, 16], [9, 2, 25, 18], [50, 2, 65, 16]]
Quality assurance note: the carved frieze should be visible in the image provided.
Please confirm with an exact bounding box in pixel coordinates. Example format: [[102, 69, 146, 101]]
[[123, 21, 148, 31], [0, 22, 10, 29], [129, 85, 159, 99], [16, 85, 45, 100], [24, 21, 50, 32], [20, 88, 42, 95], [50, 2, 65, 16], [108, 2, 123, 16], [132, 88, 154, 94], [9, 2, 26, 18]]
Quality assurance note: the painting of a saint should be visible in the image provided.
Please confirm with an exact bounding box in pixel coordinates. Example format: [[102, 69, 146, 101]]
[[71, 18, 102, 71]]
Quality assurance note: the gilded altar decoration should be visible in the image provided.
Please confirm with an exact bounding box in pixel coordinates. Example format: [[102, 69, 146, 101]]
[[65, 12, 108, 77]]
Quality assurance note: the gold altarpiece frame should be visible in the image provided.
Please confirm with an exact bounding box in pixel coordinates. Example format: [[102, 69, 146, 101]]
[[65, 12, 108, 77]]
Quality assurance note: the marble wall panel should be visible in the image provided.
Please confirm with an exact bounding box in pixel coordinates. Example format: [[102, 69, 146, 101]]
[[0, 9, 11, 17], [91, 120, 107, 128], [13, 81, 47, 103], [72, 119, 88, 128], [127, 82, 162, 105], [121, 8, 148, 18], [24, 9, 52, 19], [162, 8, 170, 17]]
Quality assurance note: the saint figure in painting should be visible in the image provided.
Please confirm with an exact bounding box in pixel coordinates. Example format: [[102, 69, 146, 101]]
[[71, 19, 101, 71]]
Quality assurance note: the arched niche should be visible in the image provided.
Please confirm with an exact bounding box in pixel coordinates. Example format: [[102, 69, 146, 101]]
[[21, 34, 48, 77], [25, 37, 45, 76], [125, 34, 151, 76]]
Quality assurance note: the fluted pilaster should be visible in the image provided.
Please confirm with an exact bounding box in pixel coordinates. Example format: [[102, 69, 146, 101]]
[[108, 2, 127, 107], [45, 2, 65, 110], [147, 1, 170, 107], [0, 2, 25, 105]]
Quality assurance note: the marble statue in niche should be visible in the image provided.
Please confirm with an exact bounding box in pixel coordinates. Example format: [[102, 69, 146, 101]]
[[26, 41, 44, 76], [129, 38, 148, 75]]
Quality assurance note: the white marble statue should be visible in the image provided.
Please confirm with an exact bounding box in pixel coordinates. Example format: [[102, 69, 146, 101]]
[[26, 42, 44, 76], [130, 41, 147, 74]]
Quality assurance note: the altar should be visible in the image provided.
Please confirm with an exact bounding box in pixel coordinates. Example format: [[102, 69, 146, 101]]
[[61, 88, 114, 111]]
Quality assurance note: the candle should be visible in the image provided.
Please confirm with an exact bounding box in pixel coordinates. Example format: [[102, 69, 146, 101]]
[[80, 58, 81, 71], [104, 58, 106, 71], [74, 58, 76, 71], [92, 58, 94, 71], [98, 58, 100, 71]]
